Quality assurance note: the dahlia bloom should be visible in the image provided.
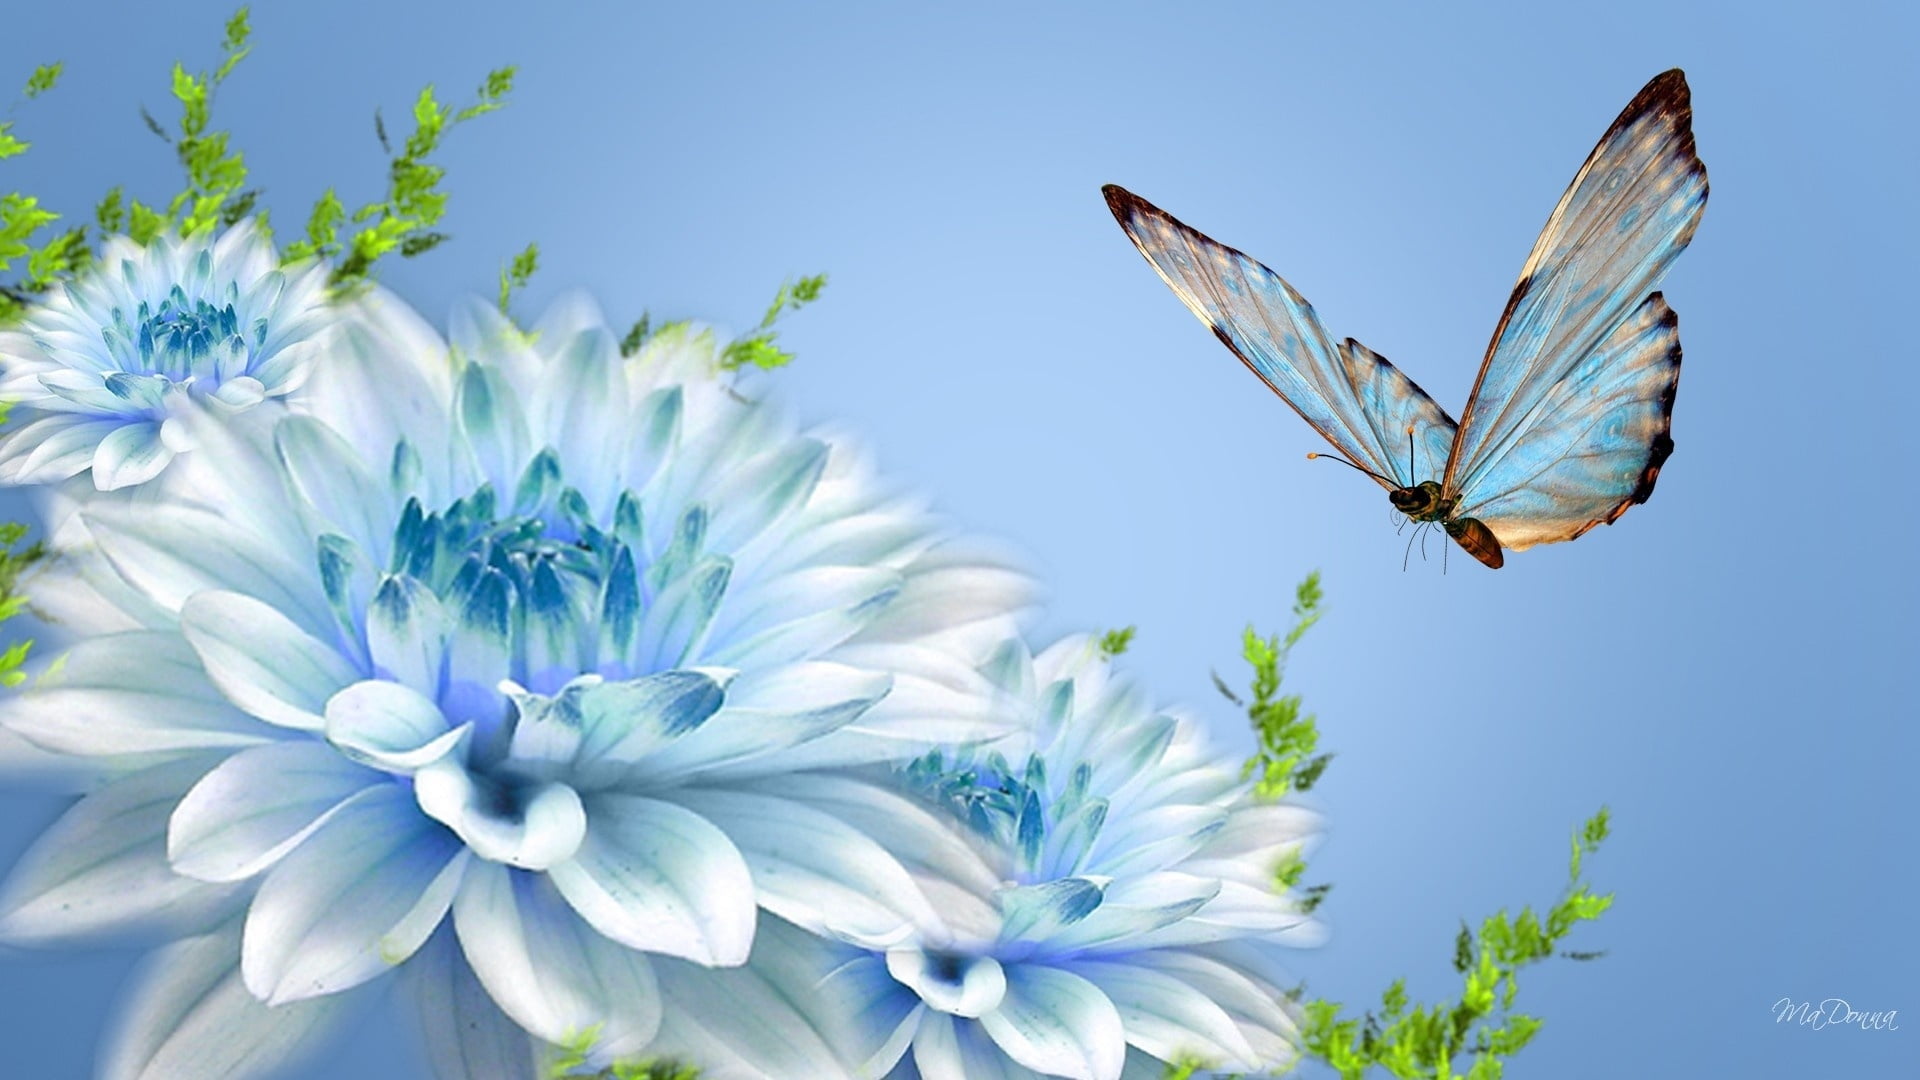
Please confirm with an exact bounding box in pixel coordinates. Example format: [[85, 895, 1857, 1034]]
[[0, 292, 1030, 1078], [0, 223, 331, 490], [669, 635, 1322, 1080]]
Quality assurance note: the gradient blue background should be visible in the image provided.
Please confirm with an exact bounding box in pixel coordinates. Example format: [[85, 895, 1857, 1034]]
[[2, 2, 1913, 1077]]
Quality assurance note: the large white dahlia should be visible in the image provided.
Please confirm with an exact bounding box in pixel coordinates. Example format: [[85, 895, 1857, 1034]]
[[0, 291, 1031, 1078]]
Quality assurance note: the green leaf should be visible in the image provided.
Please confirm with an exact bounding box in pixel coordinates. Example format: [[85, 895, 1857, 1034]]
[[718, 273, 828, 371], [497, 241, 539, 314], [24, 63, 62, 99], [1095, 625, 1135, 659]]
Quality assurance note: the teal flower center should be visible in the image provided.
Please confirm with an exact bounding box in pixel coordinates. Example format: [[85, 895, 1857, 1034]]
[[111, 284, 263, 386], [907, 748, 1108, 882]]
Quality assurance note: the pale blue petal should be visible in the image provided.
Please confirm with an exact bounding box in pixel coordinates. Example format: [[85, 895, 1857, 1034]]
[[0, 756, 245, 943], [545, 793, 755, 965], [100, 918, 351, 1080], [631, 555, 732, 671], [451, 863, 662, 1057], [570, 669, 726, 774], [405, 928, 542, 1080], [168, 740, 382, 883], [0, 414, 120, 484], [243, 783, 467, 1003], [182, 590, 363, 731], [669, 787, 936, 948], [997, 878, 1105, 944], [455, 362, 532, 494], [846, 541, 1036, 645], [978, 965, 1127, 1080], [1045, 873, 1222, 954], [628, 662, 885, 780], [888, 949, 1007, 1020], [365, 575, 452, 695]]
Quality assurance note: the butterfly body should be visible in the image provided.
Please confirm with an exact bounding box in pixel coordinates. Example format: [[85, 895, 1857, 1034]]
[[1105, 70, 1707, 569]]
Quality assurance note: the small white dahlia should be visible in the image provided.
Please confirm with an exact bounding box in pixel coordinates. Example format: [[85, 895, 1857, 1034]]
[[0, 292, 1031, 1079], [667, 635, 1323, 1080], [0, 222, 332, 490]]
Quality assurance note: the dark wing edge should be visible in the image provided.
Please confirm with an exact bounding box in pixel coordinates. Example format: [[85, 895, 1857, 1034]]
[[1443, 68, 1706, 496]]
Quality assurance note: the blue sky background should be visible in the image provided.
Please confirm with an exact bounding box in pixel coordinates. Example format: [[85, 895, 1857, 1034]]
[[1, 1, 1914, 1077]]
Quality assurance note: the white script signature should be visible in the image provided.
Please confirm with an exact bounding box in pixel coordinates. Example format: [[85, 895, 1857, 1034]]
[[1772, 997, 1899, 1031]]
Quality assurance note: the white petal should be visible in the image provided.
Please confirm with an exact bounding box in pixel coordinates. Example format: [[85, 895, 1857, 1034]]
[[1072, 958, 1259, 1068], [274, 415, 393, 565], [92, 422, 177, 490], [414, 760, 585, 871], [243, 783, 467, 1003], [978, 965, 1127, 1080], [100, 919, 351, 1080], [706, 565, 904, 669], [182, 590, 363, 731], [168, 740, 380, 883], [451, 862, 662, 1057], [848, 540, 1037, 645], [745, 773, 1001, 897], [84, 501, 335, 634], [648, 954, 861, 1080], [913, 1012, 1048, 1080], [324, 679, 458, 770], [405, 928, 543, 1080], [1, 680, 268, 758], [546, 793, 756, 965], [669, 787, 936, 948], [0, 756, 245, 943]]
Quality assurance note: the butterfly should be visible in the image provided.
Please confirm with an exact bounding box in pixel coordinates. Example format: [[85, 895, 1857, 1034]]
[[1104, 69, 1708, 569]]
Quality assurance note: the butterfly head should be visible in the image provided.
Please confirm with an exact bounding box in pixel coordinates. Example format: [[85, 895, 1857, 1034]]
[[1388, 481, 1451, 523]]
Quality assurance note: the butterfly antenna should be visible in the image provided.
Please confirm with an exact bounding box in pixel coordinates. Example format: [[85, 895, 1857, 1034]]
[[1306, 451, 1391, 486], [1406, 425, 1416, 483]]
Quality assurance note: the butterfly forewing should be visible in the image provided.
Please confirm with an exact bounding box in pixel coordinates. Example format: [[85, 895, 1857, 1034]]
[[1451, 292, 1681, 549], [1105, 185, 1456, 489], [1444, 69, 1707, 509]]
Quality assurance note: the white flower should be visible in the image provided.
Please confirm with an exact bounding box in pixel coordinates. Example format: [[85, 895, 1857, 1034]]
[[0, 292, 1031, 1079], [662, 635, 1323, 1080], [0, 222, 331, 490]]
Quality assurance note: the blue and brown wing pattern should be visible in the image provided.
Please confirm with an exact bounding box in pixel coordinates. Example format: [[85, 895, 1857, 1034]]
[[1104, 185, 1455, 490], [1451, 292, 1680, 550], [1444, 69, 1707, 523]]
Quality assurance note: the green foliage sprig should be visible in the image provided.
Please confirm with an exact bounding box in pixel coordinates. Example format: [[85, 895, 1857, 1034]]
[[1096, 625, 1136, 659], [1299, 808, 1614, 1080], [285, 62, 518, 291], [0, 516, 43, 688], [619, 274, 828, 372], [1221, 571, 1331, 801]]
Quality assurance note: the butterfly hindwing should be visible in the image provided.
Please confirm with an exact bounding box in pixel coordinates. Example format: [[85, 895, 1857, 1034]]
[[1445, 69, 1707, 515], [1452, 292, 1680, 549], [1105, 185, 1455, 489]]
